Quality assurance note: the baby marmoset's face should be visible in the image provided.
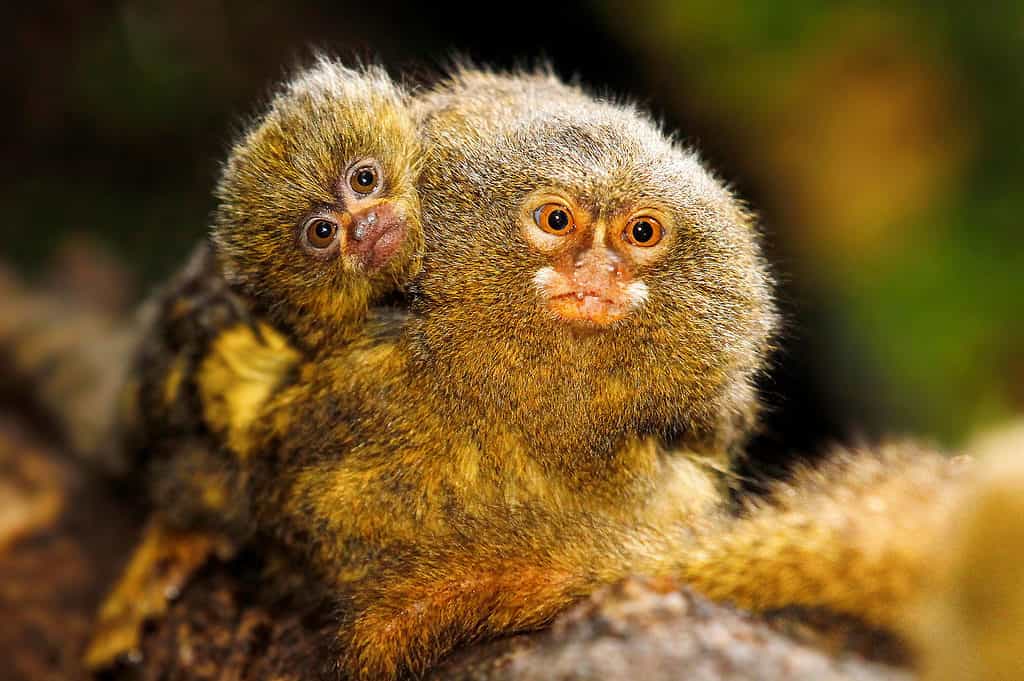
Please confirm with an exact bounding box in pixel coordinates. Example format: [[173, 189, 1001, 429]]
[[411, 71, 776, 452], [213, 60, 422, 343]]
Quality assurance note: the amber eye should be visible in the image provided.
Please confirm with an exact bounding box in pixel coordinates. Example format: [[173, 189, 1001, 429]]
[[533, 204, 576, 235], [623, 217, 663, 247], [349, 166, 379, 194], [304, 218, 339, 249]]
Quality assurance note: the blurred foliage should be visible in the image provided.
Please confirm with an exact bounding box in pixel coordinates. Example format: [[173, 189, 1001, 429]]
[[600, 0, 1024, 443], [3, 1, 1020, 452]]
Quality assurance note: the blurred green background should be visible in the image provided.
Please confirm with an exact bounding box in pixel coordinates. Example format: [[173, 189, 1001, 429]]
[[3, 1, 1021, 465]]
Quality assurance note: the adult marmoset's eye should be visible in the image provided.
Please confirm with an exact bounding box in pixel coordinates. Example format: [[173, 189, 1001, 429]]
[[533, 204, 576, 235], [623, 217, 663, 247], [349, 166, 379, 194], [304, 218, 339, 249]]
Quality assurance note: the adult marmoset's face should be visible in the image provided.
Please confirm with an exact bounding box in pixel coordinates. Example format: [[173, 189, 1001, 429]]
[[411, 72, 775, 452], [420, 113, 770, 360]]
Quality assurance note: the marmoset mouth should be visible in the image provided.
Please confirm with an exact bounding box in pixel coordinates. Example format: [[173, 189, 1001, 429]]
[[546, 290, 633, 326], [533, 264, 649, 327]]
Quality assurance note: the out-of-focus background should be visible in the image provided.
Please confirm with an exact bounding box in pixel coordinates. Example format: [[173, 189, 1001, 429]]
[[3, 1, 1021, 470]]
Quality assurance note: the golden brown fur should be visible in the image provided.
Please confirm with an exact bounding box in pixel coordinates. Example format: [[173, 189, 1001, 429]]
[[684, 443, 970, 628], [191, 69, 1024, 681], [1, 59, 427, 668], [141, 57, 422, 457], [4, 63, 1023, 681], [913, 425, 1024, 681], [211, 57, 422, 353], [192, 67, 777, 678], [0, 58, 422, 478]]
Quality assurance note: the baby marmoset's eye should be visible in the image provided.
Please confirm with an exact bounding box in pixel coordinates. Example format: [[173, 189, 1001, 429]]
[[533, 204, 576, 235], [623, 217, 664, 247], [349, 165, 380, 194], [303, 217, 340, 250]]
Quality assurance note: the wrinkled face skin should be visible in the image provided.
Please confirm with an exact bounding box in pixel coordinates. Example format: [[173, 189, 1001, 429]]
[[411, 75, 776, 456]]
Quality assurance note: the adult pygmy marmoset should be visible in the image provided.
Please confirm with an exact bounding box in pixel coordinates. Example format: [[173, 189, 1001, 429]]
[[196, 68, 1024, 681]]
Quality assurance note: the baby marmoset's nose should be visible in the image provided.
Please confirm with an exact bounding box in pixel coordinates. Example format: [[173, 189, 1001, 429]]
[[351, 210, 379, 242], [345, 204, 408, 271]]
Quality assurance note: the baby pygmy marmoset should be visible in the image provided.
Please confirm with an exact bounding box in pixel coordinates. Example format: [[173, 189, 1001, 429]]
[[99, 59, 426, 663], [0, 59, 424, 667], [0, 58, 422, 483], [211, 59, 422, 351], [131, 57, 422, 474]]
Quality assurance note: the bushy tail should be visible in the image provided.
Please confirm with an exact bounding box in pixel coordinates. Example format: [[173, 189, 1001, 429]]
[[0, 265, 143, 476], [681, 442, 965, 630], [681, 431, 1024, 681]]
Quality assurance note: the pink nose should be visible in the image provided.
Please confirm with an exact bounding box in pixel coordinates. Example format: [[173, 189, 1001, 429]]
[[344, 205, 408, 271], [572, 247, 623, 290]]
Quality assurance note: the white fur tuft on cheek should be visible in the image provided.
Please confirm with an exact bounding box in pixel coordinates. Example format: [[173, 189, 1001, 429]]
[[624, 280, 649, 309], [532, 266, 559, 292]]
